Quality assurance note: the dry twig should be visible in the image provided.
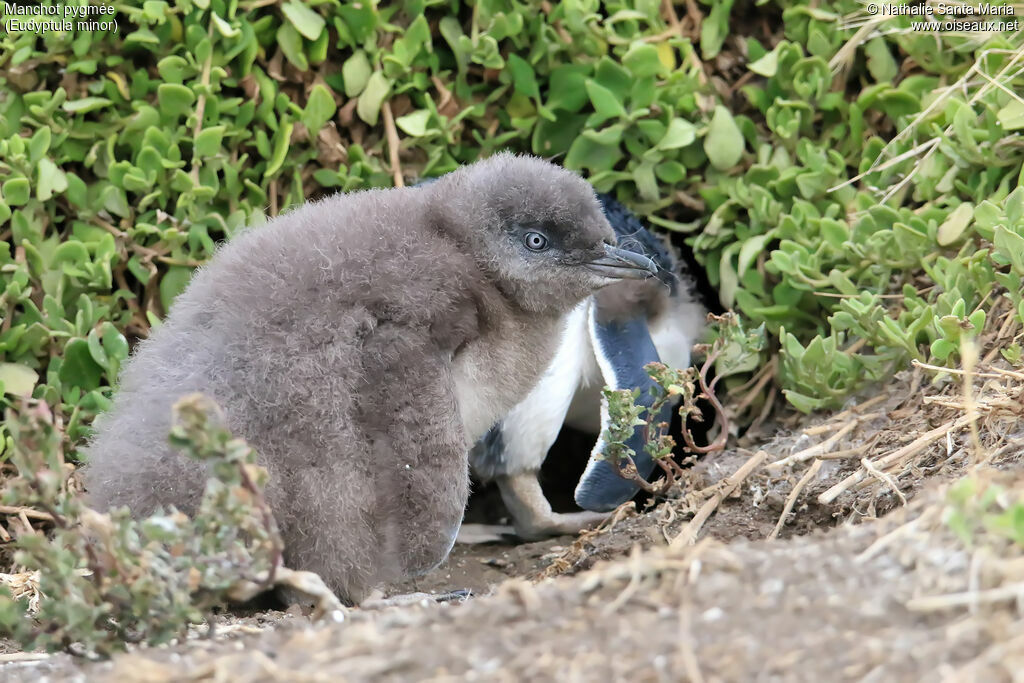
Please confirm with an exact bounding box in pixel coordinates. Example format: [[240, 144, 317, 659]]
[[671, 450, 766, 548], [768, 459, 823, 540], [382, 101, 404, 188]]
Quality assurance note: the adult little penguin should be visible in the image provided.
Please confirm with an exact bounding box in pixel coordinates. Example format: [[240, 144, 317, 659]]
[[81, 152, 657, 605]]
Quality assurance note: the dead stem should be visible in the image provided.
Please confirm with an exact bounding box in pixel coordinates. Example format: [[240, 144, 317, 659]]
[[0, 505, 54, 523], [768, 419, 863, 470], [912, 359, 1024, 382], [803, 393, 888, 435], [732, 357, 777, 415], [816, 446, 869, 460], [960, 340, 984, 464], [235, 462, 284, 589], [670, 450, 766, 548], [683, 347, 730, 455], [768, 459, 823, 540], [0, 653, 50, 663], [860, 457, 907, 505], [227, 566, 345, 622], [382, 101, 404, 188], [856, 507, 940, 563], [818, 415, 973, 505], [602, 545, 646, 615], [906, 583, 1024, 612]]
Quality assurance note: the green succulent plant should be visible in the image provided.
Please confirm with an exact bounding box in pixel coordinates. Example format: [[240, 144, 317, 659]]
[[0, 1, 1022, 452]]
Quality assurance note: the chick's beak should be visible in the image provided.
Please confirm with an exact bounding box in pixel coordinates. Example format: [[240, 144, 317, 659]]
[[585, 243, 659, 280]]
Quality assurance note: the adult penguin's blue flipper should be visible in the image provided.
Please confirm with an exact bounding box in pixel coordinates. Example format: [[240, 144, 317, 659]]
[[574, 305, 672, 512]]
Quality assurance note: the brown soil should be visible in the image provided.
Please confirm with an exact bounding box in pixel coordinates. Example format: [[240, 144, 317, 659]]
[[2, 362, 1022, 682]]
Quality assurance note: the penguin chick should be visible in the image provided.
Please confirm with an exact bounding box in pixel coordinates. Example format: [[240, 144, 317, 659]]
[[81, 153, 658, 605], [468, 193, 706, 540]]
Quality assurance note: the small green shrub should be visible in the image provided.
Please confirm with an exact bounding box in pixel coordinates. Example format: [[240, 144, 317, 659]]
[[0, 395, 283, 657]]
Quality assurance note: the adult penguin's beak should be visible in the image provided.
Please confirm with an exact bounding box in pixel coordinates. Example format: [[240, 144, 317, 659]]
[[585, 244, 659, 280]]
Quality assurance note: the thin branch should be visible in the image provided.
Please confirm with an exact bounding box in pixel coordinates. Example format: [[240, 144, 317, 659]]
[[382, 101, 404, 188], [818, 415, 973, 504], [682, 347, 729, 455], [670, 450, 766, 548], [0, 505, 54, 523], [768, 459, 822, 540]]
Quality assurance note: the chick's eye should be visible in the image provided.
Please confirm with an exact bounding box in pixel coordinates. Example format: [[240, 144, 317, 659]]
[[523, 231, 548, 251]]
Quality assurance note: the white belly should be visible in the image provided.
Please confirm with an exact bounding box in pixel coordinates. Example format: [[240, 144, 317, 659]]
[[499, 302, 592, 458]]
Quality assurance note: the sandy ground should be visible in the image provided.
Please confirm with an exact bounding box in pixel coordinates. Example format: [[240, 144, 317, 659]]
[[2, 359, 1022, 681]]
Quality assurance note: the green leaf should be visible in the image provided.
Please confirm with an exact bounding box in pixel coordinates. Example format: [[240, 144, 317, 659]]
[[59, 339, 105, 392], [994, 225, 1024, 275], [157, 84, 196, 119], [194, 126, 226, 158], [937, 203, 974, 246], [3, 178, 31, 206], [996, 99, 1024, 131], [36, 159, 69, 201], [282, 1, 325, 41], [931, 338, 957, 361], [748, 49, 778, 77], [264, 121, 294, 179], [62, 97, 113, 114], [700, 0, 734, 59], [157, 56, 193, 83], [546, 64, 590, 113], [356, 71, 392, 126], [782, 390, 829, 413], [395, 110, 431, 137], [54, 240, 89, 266], [738, 234, 771, 277], [719, 242, 740, 307], [342, 51, 372, 97], [564, 125, 624, 172], [704, 106, 744, 171], [633, 161, 658, 201], [277, 24, 309, 71], [584, 79, 626, 126], [864, 37, 897, 83], [211, 12, 239, 38], [302, 85, 336, 134], [622, 43, 663, 79], [126, 28, 161, 45], [0, 363, 38, 397], [87, 328, 109, 369], [101, 324, 129, 377], [28, 126, 51, 162], [507, 54, 540, 99], [657, 118, 696, 150], [159, 266, 195, 314]]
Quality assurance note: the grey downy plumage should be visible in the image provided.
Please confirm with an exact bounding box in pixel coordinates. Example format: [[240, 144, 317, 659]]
[[82, 153, 658, 605]]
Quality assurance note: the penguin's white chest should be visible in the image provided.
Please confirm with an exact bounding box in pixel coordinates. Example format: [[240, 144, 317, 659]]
[[450, 314, 565, 446]]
